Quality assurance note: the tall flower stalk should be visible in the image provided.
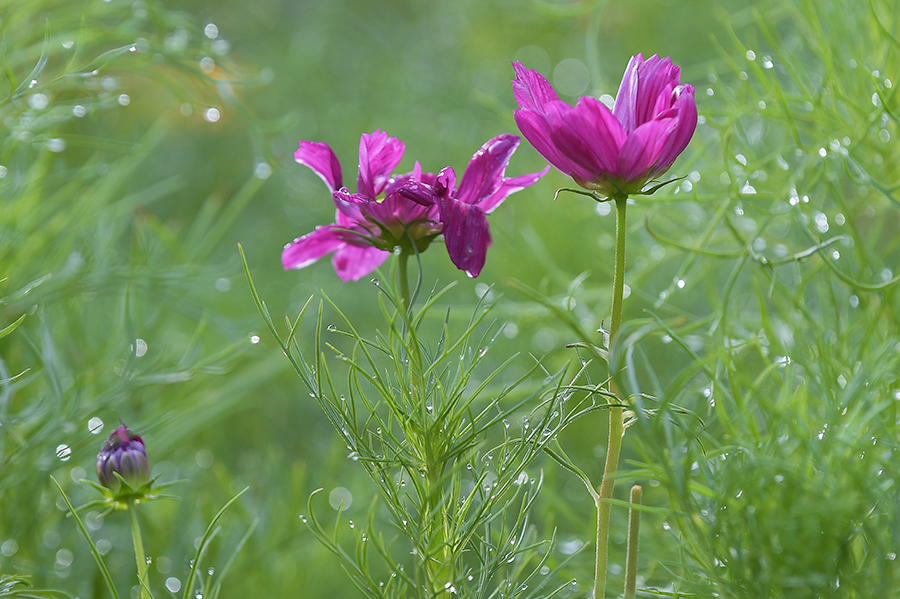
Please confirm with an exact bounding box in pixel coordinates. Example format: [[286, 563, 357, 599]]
[[512, 54, 696, 597], [268, 128, 557, 598]]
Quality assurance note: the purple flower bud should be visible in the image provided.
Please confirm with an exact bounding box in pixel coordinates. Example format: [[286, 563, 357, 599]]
[[96, 424, 150, 492]]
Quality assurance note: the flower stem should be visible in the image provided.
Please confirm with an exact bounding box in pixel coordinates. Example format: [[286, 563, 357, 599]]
[[398, 251, 411, 313], [625, 485, 642, 599], [594, 193, 628, 599], [128, 502, 150, 599]]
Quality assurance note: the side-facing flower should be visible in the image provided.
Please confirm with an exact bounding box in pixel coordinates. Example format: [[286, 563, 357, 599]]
[[282, 130, 441, 281], [96, 424, 150, 493], [512, 54, 696, 197], [398, 134, 548, 277]]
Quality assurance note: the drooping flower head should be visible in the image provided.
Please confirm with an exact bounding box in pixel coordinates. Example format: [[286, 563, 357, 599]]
[[512, 54, 696, 198], [96, 423, 150, 493], [283, 131, 546, 280], [282, 130, 441, 281], [398, 134, 548, 277]]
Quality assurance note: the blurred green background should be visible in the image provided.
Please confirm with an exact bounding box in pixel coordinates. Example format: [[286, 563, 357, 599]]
[[2, 0, 899, 597]]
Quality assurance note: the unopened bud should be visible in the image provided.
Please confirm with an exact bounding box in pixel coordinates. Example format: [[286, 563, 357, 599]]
[[96, 423, 150, 492]]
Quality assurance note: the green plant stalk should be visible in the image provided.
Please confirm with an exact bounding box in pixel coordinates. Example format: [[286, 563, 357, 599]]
[[398, 251, 412, 312], [129, 503, 151, 599], [423, 464, 453, 595], [624, 485, 642, 599], [594, 193, 628, 599], [395, 250, 449, 593]]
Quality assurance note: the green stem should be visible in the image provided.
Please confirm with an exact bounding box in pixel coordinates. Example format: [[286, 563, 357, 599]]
[[624, 485, 642, 599], [398, 251, 411, 313], [129, 503, 151, 599], [594, 193, 628, 599]]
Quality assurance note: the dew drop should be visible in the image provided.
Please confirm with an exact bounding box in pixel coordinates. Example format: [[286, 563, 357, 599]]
[[249, 334, 260, 344], [746, 50, 756, 60], [29, 93, 49, 110], [88, 417, 104, 434], [254, 162, 272, 179], [56, 444, 72, 461], [203, 107, 220, 123], [46, 138, 66, 153]]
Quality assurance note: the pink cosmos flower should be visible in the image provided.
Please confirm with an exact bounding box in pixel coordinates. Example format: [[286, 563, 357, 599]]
[[512, 54, 697, 197], [282, 130, 441, 281], [398, 134, 548, 278], [284, 131, 546, 280]]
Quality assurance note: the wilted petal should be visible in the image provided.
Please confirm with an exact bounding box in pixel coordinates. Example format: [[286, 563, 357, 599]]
[[357, 130, 405, 198], [365, 191, 438, 227], [479, 166, 550, 214], [438, 197, 491, 277], [435, 167, 456, 198], [295, 141, 343, 191], [512, 61, 559, 112], [282, 226, 344, 270], [332, 188, 369, 221], [396, 179, 438, 206], [550, 97, 626, 176], [332, 244, 389, 281], [455, 134, 519, 205]]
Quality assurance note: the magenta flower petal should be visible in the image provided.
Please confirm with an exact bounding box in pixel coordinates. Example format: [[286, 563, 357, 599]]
[[455, 134, 520, 206], [295, 141, 343, 191], [332, 188, 369, 222], [611, 53, 643, 133], [286, 128, 543, 280], [396, 179, 438, 206], [616, 118, 675, 183], [438, 196, 491, 277], [356, 130, 405, 198], [479, 166, 550, 214], [513, 54, 697, 196], [549, 96, 626, 176], [282, 226, 345, 270], [332, 244, 389, 282], [512, 61, 559, 112], [651, 84, 697, 178], [514, 108, 597, 184]]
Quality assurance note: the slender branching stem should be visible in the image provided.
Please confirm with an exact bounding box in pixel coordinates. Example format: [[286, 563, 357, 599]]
[[594, 193, 628, 599], [625, 485, 642, 599], [398, 251, 411, 313], [129, 503, 150, 599]]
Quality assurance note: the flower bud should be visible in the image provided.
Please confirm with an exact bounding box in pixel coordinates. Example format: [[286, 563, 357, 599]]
[[96, 424, 150, 492]]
